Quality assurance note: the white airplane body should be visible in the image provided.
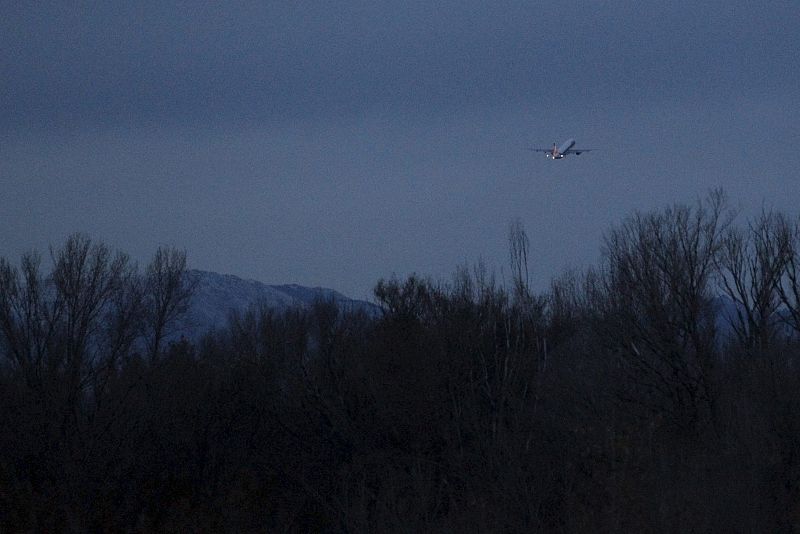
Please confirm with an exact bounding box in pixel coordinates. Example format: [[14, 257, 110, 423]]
[[532, 138, 595, 159]]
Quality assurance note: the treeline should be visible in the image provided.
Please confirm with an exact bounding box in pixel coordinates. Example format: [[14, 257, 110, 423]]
[[2, 192, 800, 532]]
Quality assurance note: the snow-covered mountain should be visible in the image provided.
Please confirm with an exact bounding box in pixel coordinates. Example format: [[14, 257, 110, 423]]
[[179, 270, 378, 338]]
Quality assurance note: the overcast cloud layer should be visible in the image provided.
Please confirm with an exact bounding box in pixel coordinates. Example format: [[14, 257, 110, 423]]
[[2, 1, 799, 298]]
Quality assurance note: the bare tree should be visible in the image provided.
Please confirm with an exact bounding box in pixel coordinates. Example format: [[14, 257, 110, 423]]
[[715, 210, 791, 350], [143, 247, 195, 360], [0, 252, 63, 388], [508, 218, 530, 301], [596, 191, 732, 428], [777, 216, 800, 336], [49, 234, 139, 392]]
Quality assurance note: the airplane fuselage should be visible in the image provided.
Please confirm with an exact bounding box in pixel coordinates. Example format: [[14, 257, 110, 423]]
[[534, 138, 593, 159], [549, 138, 576, 159]]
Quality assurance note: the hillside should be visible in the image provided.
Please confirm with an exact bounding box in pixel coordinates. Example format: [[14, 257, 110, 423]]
[[179, 269, 378, 338]]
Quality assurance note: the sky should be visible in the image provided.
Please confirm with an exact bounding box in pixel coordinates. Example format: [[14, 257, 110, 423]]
[[2, 1, 799, 300]]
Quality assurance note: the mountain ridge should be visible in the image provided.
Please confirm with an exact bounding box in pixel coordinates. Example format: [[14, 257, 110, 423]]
[[180, 269, 378, 339]]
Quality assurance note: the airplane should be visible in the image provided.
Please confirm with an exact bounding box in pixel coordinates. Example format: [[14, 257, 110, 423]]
[[531, 138, 595, 159]]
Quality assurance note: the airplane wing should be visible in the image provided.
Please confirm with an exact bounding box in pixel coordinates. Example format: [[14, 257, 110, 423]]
[[529, 148, 554, 153], [563, 148, 596, 155]]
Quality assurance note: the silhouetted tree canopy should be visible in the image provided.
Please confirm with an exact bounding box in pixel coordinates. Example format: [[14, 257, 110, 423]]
[[2, 198, 800, 532]]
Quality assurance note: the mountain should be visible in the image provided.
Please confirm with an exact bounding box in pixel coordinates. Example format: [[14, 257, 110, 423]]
[[178, 270, 379, 339]]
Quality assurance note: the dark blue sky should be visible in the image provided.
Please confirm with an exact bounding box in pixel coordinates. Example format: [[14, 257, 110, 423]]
[[2, 1, 799, 298]]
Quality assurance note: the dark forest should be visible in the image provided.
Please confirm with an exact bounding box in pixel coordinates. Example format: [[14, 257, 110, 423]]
[[3, 191, 800, 532]]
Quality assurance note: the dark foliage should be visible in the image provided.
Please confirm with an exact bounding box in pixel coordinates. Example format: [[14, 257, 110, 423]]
[[3, 198, 800, 532]]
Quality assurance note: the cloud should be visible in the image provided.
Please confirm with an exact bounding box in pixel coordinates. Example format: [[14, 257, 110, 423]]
[[3, 1, 798, 130]]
